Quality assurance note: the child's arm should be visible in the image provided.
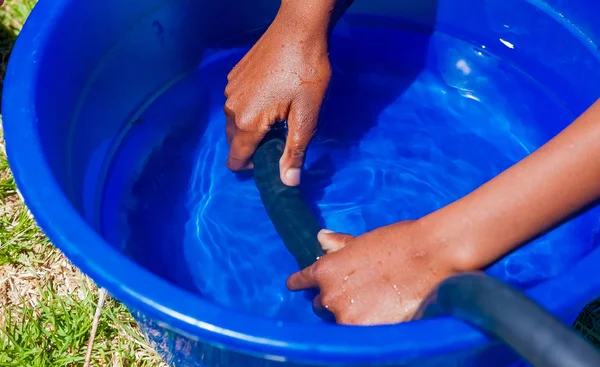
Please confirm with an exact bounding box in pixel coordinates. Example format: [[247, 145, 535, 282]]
[[224, 0, 354, 186], [287, 99, 600, 325], [426, 98, 600, 271]]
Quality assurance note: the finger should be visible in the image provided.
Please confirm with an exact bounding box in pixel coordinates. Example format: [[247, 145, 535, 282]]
[[312, 294, 324, 311], [225, 110, 235, 147], [226, 129, 262, 171], [286, 265, 318, 291], [227, 56, 248, 83], [311, 293, 336, 322], [279, 99, 320, 186], [318, 229, 354, 253]]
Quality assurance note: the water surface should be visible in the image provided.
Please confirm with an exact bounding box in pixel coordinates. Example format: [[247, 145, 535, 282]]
[[101, 16, 599, 323]]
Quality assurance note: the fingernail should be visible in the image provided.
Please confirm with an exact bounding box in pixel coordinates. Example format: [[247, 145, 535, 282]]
[[319, 229, 334, 235], [283, 168, 301, 186]]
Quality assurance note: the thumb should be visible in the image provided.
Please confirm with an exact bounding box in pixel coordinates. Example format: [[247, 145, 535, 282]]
[[280, 99, 319, 186], [318, 229, 354, 253]]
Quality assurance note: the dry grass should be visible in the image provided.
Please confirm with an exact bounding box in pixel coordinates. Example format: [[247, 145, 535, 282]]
[[0, 1, 166, 366]]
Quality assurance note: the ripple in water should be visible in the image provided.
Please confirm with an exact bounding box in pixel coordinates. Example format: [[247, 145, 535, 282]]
[[116, 19, 599, 323]]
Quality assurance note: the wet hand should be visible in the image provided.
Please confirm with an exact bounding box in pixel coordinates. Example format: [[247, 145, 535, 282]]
[[224, 7, 332, 186], [286, 221, 459, 325]]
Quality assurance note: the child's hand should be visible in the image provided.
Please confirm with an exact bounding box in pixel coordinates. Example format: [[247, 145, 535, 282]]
[[287, 98, 600, 326], [286, 221, 459, 325], [224, 1, 332, 186]]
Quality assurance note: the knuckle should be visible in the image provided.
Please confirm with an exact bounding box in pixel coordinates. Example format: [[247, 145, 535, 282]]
[[312, 260, 329, 281], [323, 65, 332, 80], [318, 63, 332, 81], [235, 116, 256, 132], [226, 69, 236, 82], [320, 293, 336, 309], [224, 101, 236, 117]]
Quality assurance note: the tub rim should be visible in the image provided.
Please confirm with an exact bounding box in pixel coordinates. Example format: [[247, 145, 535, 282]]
[[4, 0, 600, 364]]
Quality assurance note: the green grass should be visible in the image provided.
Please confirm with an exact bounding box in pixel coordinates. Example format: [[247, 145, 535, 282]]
[[0, 1, 165, 365], [0, 280, 160, 367]]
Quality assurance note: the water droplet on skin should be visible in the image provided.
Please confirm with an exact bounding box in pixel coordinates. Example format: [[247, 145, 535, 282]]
[[413, 250, 426, 259], [350, 299, 355, 304], [343, 276, 349, 281], [325, 305, 330, 309]]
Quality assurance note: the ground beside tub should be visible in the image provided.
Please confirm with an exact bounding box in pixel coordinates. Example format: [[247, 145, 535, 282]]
[[0, 1, 165, 366]]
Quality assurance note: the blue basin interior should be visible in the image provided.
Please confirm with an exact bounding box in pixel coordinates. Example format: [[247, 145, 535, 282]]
[[100, 6, 600, 323], [4, 0, 600, 364]]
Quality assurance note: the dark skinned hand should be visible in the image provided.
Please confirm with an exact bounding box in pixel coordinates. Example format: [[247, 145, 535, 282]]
[[286, 221, 459, 325], [224, 3, 332, 186]]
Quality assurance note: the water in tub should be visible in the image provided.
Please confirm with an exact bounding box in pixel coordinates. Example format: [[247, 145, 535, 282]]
[[101, 14, 599, 324]]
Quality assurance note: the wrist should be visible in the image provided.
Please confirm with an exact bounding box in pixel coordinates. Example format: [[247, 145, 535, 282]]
[[415, 211, 484, 273], [419, 188, 528, 273], [383, 219, 473, 274], [278, 0, 336, 35]]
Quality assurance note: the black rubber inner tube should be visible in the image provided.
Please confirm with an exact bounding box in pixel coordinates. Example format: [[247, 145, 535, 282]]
[[414, 273, 600, 367], [253, 122, 324, 270], [253, 124, 600, 367]]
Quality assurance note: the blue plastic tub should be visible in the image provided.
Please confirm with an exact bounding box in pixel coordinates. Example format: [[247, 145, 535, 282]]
[[3, 0, 600, 366]]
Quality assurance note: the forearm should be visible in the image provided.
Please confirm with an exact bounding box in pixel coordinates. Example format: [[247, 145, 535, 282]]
[[278, 0, 354, 36], [423, 99, 600, 271]]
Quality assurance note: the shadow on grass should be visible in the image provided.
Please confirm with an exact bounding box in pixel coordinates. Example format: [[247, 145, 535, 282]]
[[1, 22, 18, 114]]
